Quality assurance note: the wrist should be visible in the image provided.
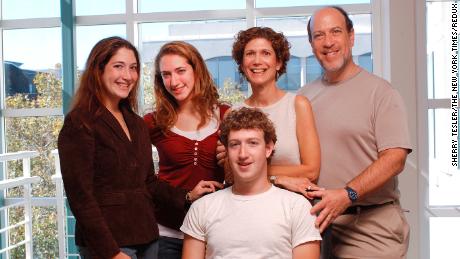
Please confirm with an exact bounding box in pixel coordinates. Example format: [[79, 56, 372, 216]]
[[185, 191, 193, 203], [344, 186, 358, 203]]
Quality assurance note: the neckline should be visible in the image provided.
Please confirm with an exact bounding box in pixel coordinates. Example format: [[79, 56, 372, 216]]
[[243, 92, 290, 110], [321, 67, 363, 86]]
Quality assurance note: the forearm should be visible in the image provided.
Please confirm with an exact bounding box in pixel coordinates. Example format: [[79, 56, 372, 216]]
[[182, 235, 205, 259], [268, 164, 319, 182], [293, 241, 320, 259], [347, 148, 408, 200]]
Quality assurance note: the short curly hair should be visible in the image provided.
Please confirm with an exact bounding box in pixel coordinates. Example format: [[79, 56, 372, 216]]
[[220, 107, 277, 162], [232, 27, 291, 80]]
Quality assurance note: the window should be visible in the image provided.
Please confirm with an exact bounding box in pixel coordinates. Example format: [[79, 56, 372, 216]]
[[423, 1, 460, 258], [0, 1, 375, 257]]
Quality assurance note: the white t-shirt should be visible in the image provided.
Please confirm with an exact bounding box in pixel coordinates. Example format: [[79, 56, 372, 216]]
[[180, 186, 321, 259]]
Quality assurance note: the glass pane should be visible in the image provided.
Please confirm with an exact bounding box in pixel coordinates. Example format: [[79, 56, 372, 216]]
[[428, 109, 460, 205], [426, 1, 455, 99], [76, 25, 126, 70], [3, 28, 62, 107], [76, 0, 125, 16], [257, 14, 372, 90], [2, 0, 60, 19], [7, 207, 58, 258], [5, 116, 64, 197], [430, 217, 460, 258], [256, 0, 370, 8], [139, 20, 246, 111], [138, 0, 245, 13]]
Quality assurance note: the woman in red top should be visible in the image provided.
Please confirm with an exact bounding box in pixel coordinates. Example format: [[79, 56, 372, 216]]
[[143, 41, 229, 259]]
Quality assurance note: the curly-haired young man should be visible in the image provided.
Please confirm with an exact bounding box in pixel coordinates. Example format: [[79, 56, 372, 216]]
[[181, 107, 321, 259]]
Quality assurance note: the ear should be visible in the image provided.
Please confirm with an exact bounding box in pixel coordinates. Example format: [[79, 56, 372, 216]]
[[276, 60, 282, 71], [349, 28, 355, 48], [265, 141, 274, 158]]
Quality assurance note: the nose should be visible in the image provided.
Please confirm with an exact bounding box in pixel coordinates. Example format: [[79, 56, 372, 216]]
[[122, 67, 134, 81], [170, 73, 179, 86], [238, 144, 248, 159], [254, 53, 261, 64], [323, 33, 334, 48]]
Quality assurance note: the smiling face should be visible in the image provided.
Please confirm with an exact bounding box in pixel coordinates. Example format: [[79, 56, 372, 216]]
[[159, 54, 196, 106], [227, 128, 274, 185], [101, 47, 139, 107], [310, 7, 355, 75], [242, 38, 281, 88]]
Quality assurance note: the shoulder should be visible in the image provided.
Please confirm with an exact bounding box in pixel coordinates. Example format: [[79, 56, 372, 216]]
[[294, 95, 312, 109], [62, 108, 95, 132], [217, 103, 232, 119], [357, 70, 394, 93], [297, 78, 324, 99], [143, 112, 156, 128], [190, 188, 230, 210], [272, 186, 312, 207]]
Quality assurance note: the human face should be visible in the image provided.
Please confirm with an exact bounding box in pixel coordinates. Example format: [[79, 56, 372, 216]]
[[159, 54, 195, 106], [227, 128, 274, 185], [101, 48, 138, 107], [309, 8, 355, 75], [242, 38, 281, 88]]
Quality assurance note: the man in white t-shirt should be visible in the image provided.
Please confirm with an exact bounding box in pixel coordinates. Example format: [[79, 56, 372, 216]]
[[180, 107, 321, 259]]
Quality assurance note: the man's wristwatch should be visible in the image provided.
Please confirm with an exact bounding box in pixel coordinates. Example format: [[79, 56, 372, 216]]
[[345, 186, 358, 203], [269, 175, 277, 184]]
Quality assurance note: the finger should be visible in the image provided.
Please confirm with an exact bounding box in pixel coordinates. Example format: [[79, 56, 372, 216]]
[[202, 186, 215, 194], [315, 208, 330, 228], [319, 214, 333, 233], [208, 181, 224, 189], [310, 200, 325, 215], [306, 185, 321, 191], [299, 190, 311, 199], [308, 190, 324, 199]]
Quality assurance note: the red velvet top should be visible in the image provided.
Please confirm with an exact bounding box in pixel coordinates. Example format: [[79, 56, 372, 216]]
[[143, 104, 229, 229]]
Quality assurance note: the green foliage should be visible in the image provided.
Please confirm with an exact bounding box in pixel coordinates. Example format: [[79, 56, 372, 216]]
[[142, 63, 154, 115], [5, 71, 62, 258], [218, 78, 246, 105]]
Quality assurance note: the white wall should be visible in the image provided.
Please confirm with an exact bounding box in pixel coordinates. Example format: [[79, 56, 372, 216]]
[[386, 0, 420, 258]]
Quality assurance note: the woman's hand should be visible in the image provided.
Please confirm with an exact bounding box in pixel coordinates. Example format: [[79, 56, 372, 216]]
[[216, 140, 227, 167], [274, 175, 323, 199], [189, 180, 224, 202]]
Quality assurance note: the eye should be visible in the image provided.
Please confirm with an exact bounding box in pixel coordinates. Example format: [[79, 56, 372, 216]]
[[130, 65, 138, 71], [332, 28, 342, 35], [228, 141, 240, 148], [160, 72, 170, 79], [244, 51, 255, 57], [313, 33, 324, 40], [177, 68, 187, 74], [249, 140, 259, 146], [114, 64, 123, 69], [262, 50, 271, 56]]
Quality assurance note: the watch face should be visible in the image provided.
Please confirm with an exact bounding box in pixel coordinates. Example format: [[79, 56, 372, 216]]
[[346, 187, 358, 201]]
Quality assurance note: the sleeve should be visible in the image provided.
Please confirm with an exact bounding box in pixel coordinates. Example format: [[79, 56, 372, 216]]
[[141, 119, 189, 212], [180, 201, 206, 241], [374, 88, 412, 153], [57, 115, 120, 259], [291, 198, 322, 248]]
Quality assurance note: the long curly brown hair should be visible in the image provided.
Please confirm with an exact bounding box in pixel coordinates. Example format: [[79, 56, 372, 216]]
[[152, 41, 220, 132], [71, 36, 140, 115], [232, 27, 291, 80]]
